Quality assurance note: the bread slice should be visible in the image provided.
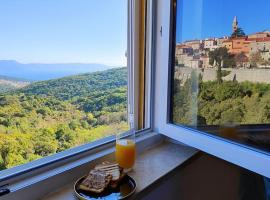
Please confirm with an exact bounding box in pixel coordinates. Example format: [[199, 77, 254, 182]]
[[95, 162, 126, 188], [79, 170, 112, 193], [95, 162, 120, 181]]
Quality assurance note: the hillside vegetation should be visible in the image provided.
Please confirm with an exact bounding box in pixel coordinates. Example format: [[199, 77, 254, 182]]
[[173, 73, 270, 125], [0, 75, 30, 93], [0, 67, 128, 170]]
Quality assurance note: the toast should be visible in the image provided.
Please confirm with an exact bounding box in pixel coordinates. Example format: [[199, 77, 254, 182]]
[[79, 170, 112, 193], [95, 162, 120, 181], [95, 161, 126, 188]]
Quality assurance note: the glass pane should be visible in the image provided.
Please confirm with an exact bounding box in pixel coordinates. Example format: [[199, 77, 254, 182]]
[[0, 0, 128, 171], [171, 0, 270, 153]]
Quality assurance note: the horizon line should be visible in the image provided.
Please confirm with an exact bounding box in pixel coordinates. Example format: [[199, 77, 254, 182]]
[[0, 59, 126, 67]]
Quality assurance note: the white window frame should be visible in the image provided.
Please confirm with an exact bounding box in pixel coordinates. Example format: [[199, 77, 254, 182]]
[[153, 0, 270, 178], [0, 0, 155, 189]]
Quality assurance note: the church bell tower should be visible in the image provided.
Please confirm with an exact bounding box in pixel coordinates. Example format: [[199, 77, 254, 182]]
[[232, 16, 238, 32]]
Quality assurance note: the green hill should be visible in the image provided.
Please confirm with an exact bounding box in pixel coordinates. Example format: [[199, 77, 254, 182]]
[[16, 67, 128, 115], [0, 67, 128, 170], [18, 67, 127, 100]]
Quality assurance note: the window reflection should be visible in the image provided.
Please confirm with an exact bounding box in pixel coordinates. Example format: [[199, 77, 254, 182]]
[[171, 0, 270, 153]]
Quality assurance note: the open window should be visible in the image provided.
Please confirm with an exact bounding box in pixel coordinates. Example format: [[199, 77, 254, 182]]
[[154, 0, 270, 177]]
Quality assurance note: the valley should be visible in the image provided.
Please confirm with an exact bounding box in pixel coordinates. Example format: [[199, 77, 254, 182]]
[[0, 67, 128, 170]]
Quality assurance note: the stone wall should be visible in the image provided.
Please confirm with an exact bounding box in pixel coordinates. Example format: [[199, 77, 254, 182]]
[[175, 67, 270, 84]]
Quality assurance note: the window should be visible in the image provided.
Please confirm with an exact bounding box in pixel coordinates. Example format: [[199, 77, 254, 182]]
[[169, 0, 270, 154], [153, 0, 270, 177], [0, 1, 131, 173]]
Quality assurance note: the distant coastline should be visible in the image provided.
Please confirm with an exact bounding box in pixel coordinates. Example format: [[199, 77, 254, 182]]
[[0, 60, 118, 81]]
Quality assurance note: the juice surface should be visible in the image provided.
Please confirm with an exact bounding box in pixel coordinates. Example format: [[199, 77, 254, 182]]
[[115, 139, 136, 169]]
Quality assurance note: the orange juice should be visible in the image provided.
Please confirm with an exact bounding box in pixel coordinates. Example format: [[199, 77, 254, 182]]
[[115, 139, 136, 169]]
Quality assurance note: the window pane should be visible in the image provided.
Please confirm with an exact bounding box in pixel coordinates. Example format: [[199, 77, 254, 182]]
[[171, 0, 270, 152], [0, 0, 128, 171]]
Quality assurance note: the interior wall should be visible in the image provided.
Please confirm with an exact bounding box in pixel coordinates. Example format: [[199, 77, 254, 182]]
[[140, 152, 266, 200]]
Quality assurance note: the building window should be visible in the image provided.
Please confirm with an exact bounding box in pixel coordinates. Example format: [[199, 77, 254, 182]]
[[170, 0, 270, 153], [0, 1, 130, 172]]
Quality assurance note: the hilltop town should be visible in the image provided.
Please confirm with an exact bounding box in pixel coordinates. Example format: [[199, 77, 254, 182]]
[[175, 16, 270, 69]]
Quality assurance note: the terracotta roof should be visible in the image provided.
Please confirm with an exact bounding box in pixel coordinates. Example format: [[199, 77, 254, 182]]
[[246, 38, 258, 41], [176, 44, 192, 49], [255, 37, 270, 42], [247, 37, 270, 42], [247, 32, 270, 38], [250, 32, 268, 35]]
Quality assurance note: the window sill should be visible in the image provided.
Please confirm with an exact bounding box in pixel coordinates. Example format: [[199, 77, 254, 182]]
[[42, 138, 197, 200], [0, 132, 197, 200]]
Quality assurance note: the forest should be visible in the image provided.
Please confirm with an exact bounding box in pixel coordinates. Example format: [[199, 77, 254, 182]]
[[173, 45, 270, 126], [0, 67, 128, 170], [173, 70, 270, 126]]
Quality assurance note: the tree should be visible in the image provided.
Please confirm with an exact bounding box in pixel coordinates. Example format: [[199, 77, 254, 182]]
[[33, 129, 58, 157], [0, 133, 34, 169], [209, 47, 235, 68], [234, 52, 248, 68], [209, 47, 235, 83], [249, 52, 264, 68], [198, 73, 203, 91], [216, 66, 223, 84], [231, 28, 246, 38], [233, 74, 237, 82], [55, 126, 76, 152]]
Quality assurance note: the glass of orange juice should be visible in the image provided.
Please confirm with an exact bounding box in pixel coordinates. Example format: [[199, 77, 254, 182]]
[[115, 120, 136, 171]]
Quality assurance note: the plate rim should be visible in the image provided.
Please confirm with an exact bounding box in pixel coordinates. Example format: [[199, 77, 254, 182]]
[[74, 174, 137, 200]]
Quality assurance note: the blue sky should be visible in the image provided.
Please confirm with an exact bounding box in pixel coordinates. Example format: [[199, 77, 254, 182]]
[[0, 0, 127, 66], [177, 0, 270, 43]]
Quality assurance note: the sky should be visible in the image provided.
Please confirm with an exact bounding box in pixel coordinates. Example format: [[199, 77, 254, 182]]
[[0, 0, 127, 66], [176, 0, 270, 43]]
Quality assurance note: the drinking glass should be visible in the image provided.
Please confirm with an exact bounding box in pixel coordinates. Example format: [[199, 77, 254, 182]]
[[115, 116, 136, 171]]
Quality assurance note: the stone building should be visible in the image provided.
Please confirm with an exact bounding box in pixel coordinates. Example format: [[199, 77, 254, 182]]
[[222, 37, 250, 56], [175, 44, 193, 55], [249, 37, 270, 62], [248, 32, 270, 39], [200, 56, 211, 68], [203, 39, 218, 51], [183, 40, 202, 51], [216, 37, 229, 47], [190, 59, 202, 69], [222, 39, 233, 50], [175, 44, 193, 66]]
